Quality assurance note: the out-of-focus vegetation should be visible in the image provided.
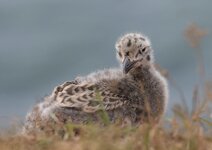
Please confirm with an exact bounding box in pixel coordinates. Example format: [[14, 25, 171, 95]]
[[0, 109, 211, 150], [0, 24, 211, 150]]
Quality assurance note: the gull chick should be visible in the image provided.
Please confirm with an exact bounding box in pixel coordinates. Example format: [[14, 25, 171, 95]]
[[23, 33, 168, 134]]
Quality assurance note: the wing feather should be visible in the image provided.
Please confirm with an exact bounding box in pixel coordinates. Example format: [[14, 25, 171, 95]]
[[54, 82, 127, 112]]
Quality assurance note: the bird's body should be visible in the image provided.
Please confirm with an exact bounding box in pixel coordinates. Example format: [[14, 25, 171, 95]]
[[23, 33, 168, 134]]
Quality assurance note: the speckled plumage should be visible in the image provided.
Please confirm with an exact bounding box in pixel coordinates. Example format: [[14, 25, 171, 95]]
[[23, 33, 168, 134]]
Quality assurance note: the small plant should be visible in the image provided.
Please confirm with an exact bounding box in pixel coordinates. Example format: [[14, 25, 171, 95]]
[[95, 90, 110, 125]]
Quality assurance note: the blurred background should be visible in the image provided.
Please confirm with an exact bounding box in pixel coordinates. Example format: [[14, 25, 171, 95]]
[[0, 0, 212, 128]]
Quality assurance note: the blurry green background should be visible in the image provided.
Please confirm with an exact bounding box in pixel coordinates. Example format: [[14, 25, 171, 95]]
[[0, 0, 212, 127]]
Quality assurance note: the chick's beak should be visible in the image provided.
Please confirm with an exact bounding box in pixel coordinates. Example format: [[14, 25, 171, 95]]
[[123, 57, 137, 74]]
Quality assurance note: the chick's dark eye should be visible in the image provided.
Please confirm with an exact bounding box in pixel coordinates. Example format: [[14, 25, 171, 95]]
[[126, 51, 129, 56], [142, 47, 146, 52]]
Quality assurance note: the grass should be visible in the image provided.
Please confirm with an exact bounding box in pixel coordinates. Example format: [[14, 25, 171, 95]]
[[0, 24, 212, 150], [0, 115, 211, 150]]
